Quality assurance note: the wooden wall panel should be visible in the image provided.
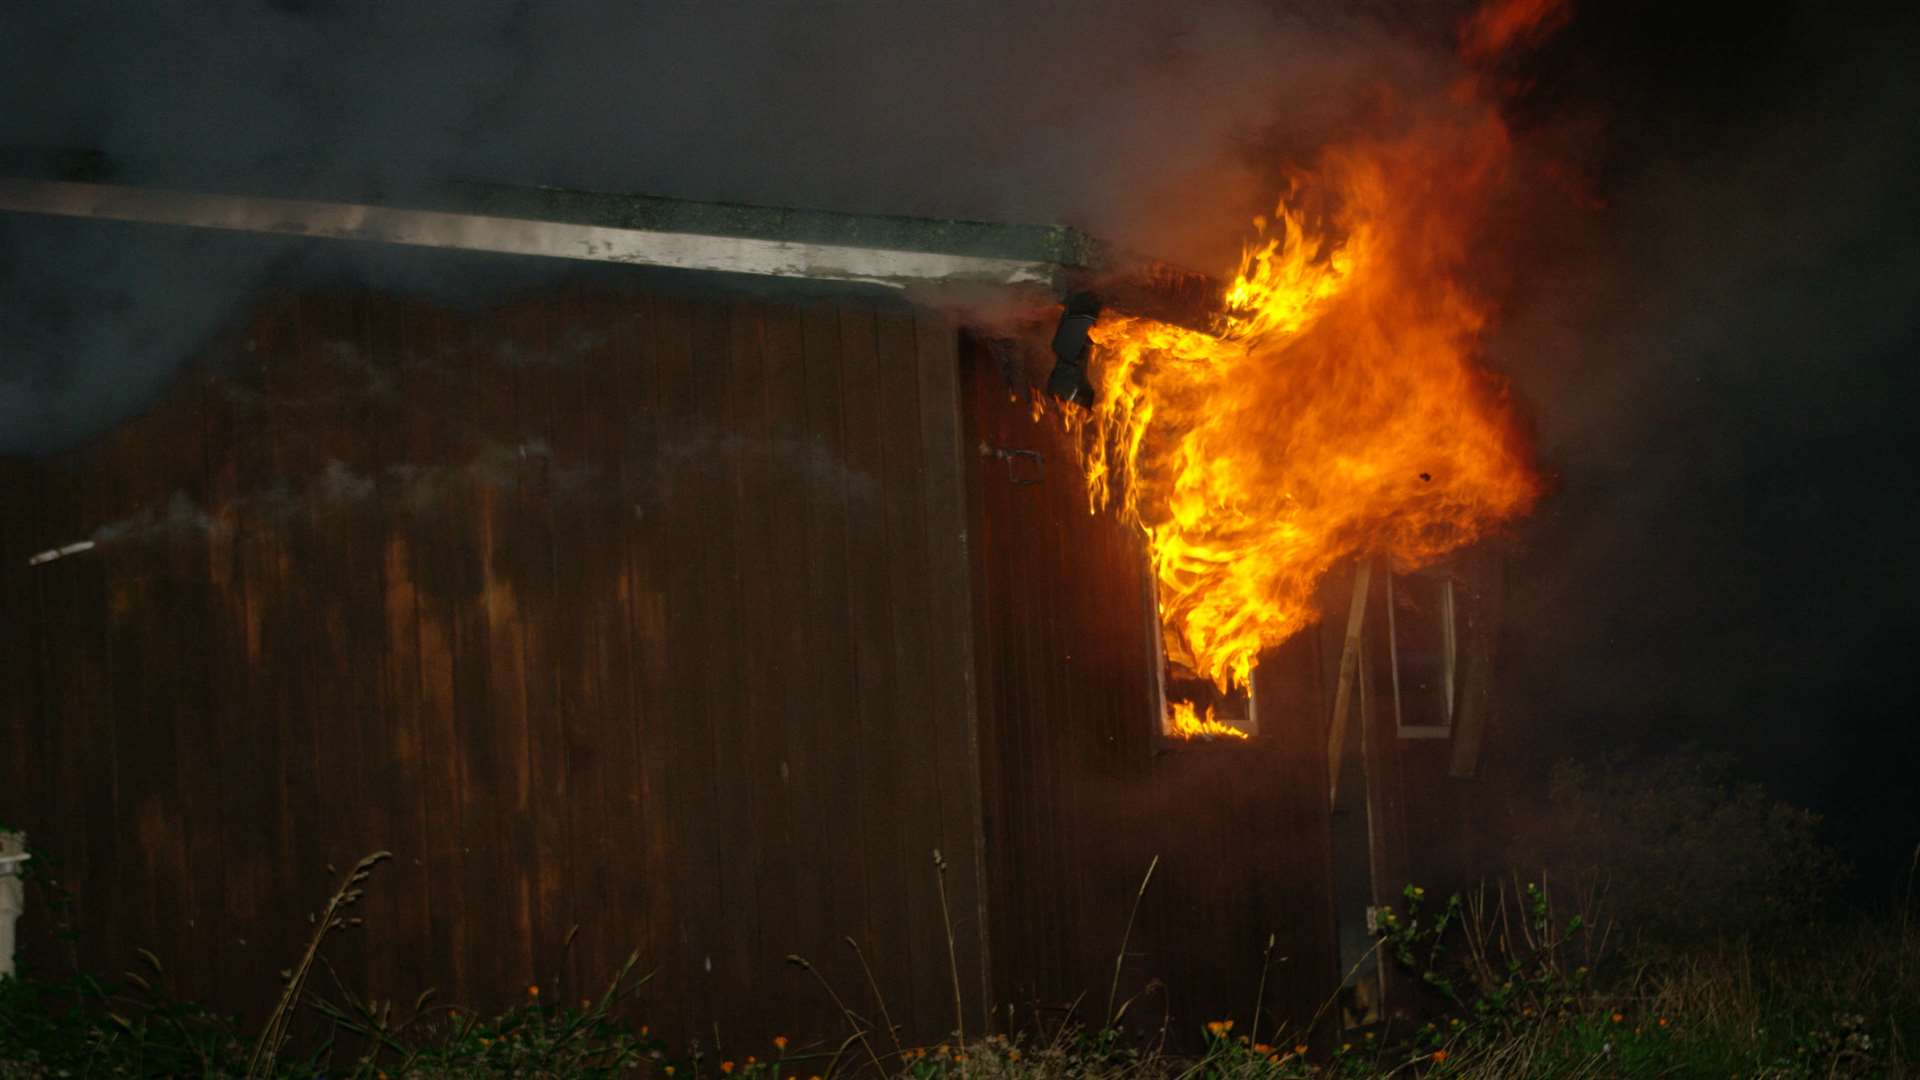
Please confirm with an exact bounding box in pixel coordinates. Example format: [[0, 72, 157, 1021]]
[[399, 299, 480, 1003], [0, 459, 39, 874], [912, 311, 991, 1030], [655, 296, 727, 1030], [962, 339, 1342, 1048], [833, 305, 911, 1036], [794, 302, 873, 1029], [758, 302, 816, 1003], [362, 290, 436, 1010], [30, 448, 112, 972], [548, 284, 633, 1001], [711, 300, 763, 1010], [204, 318, 293, 997], [874, 308, 942, 1039], [0, 279, 986, 1054], [611, 291, 678, 1007]]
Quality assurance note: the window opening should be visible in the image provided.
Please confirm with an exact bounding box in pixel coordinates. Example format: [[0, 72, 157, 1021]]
[[1145, 560, 1257, 741], [1386, 570, 1456, 739]]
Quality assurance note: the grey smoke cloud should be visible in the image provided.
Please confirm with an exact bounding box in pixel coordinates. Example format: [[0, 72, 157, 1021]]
[[1483, 8, 1920, 852], [0, 0, 1455, 455], [0, 216, 284, 454]]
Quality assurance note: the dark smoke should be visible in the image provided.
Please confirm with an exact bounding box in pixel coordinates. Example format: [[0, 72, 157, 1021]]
[[1484, 3, 1920, 892], [0, 0, 1449, 455]]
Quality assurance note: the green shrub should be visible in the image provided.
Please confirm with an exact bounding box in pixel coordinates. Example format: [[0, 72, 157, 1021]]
[[1508, 749, 1849, 948]]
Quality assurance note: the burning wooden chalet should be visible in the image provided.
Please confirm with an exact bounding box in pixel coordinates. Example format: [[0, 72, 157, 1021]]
[[0, 163, 1515, 1048]]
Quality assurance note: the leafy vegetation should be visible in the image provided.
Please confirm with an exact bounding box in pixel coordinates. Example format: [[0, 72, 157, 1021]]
[[1, 754, 1913, 1077], [1507, 750, 1851, 949], [1, 906, 1913, 1077]]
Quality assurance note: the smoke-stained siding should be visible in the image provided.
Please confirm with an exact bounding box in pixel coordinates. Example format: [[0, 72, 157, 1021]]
[[962, 342, 1343, 1041], [0, 277, 1480, 1050], [0, 282, 987, 1044]]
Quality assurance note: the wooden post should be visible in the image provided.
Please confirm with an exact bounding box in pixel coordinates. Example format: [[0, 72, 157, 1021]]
[[1326, 558, 1373, 810], [1448, 553, 1504, 778]]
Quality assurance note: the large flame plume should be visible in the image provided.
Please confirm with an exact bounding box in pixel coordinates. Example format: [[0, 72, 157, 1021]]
[[1081, 0, 1559, 692]]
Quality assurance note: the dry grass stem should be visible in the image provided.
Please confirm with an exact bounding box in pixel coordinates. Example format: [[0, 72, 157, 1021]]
[[1106, 854, 1159, 1028], [247, 850, 390, 1080]]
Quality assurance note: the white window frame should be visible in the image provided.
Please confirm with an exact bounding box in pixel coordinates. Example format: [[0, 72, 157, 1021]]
[[1385, 570, 1456, 740], [1146, 558, 1259, 740]]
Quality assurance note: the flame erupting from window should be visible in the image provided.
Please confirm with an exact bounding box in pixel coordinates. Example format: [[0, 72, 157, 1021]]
[[1080, 0, 1561, 696], [1169, 700, 1252, 741]]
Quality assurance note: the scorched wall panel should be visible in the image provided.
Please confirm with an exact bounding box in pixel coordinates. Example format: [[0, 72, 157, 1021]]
[[0, 279, 988, 1047], [963, 340, 1341, 1045]]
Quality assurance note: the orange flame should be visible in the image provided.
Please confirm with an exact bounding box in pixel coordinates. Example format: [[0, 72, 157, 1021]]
[[1080, 8, 1553, 692], [1168, 700, 1251, 741]]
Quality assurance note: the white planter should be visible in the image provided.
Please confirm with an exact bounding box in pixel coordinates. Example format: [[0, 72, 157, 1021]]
[[0, 832, 25, 979]]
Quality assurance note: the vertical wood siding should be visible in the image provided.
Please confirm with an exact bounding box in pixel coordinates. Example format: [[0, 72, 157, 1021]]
[[961, 340, 1341, 1046], [0, 283, 987, 1047]]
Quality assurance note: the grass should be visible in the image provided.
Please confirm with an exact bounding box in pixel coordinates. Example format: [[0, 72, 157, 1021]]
[[1, 833, 1914, 1077]]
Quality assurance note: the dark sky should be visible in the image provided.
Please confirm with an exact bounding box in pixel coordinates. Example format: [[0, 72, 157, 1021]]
[[2, 2, 1917, 888]]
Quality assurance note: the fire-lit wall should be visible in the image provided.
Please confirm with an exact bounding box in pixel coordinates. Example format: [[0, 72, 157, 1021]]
[[963, 342, 1344, 1042], [0, 279, 989, 1046], [961, 336, 1512, 1043], [0, 275, 1506, 1052]]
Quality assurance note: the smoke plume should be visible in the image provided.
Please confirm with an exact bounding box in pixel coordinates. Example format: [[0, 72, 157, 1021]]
[[1, 0, 1461, 454]]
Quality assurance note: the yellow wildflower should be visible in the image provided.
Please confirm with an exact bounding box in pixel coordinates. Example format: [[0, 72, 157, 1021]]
[[721, 1061, 735, 1074], [774, 1035, 789, 1051], [527, 984, 540, 998]]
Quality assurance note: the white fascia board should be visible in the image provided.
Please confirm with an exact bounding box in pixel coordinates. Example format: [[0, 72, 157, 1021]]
[[0, 179, 1061, 291]]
